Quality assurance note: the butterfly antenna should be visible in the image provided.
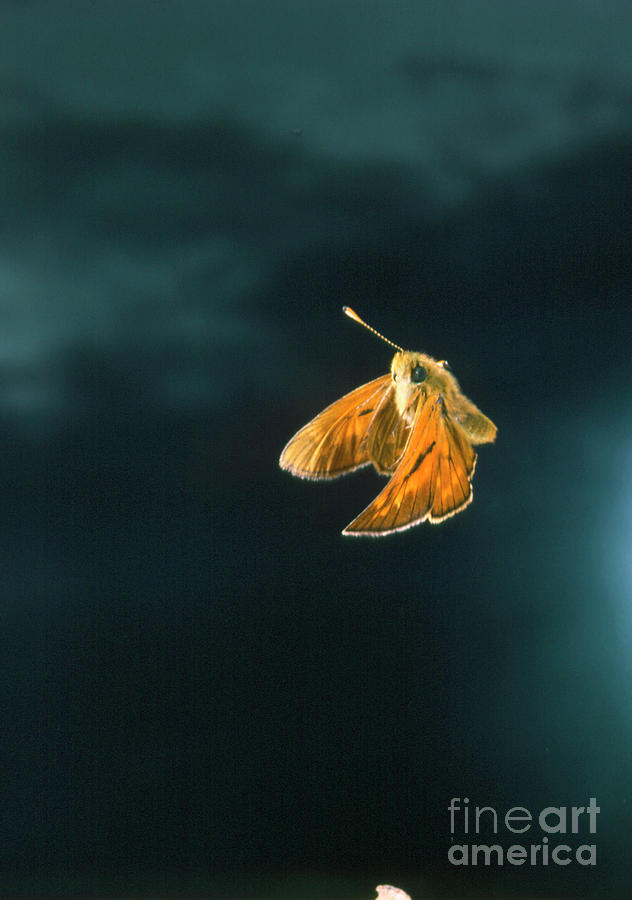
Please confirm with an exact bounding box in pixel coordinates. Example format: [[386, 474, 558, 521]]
[[343, 307, 404, 352]]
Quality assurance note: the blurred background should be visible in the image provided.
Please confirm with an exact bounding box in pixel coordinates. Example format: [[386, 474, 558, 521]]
[[1, 1, 631, 898]]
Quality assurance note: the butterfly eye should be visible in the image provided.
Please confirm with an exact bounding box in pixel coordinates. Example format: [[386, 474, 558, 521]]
[[392, 372, 398, 382], [411, 365, 427, 383]]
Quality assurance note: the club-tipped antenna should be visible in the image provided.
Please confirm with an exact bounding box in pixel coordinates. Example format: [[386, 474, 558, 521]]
[[343, 307, 404, 352]]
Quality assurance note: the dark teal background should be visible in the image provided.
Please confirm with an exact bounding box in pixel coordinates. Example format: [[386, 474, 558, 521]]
[[2, 2, 631, 898]]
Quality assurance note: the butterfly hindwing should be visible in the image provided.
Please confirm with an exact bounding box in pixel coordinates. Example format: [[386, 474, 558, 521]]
[[365, 387, 411, 475], [279, 375, 392, 480], [343, 391, 477, 535]]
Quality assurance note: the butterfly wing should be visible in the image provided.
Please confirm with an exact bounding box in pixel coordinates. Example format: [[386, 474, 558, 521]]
[[365, 387, 411, 475], [279, 375, 392, 480], [453, 394, 497, 444], [343, 391, 477, 535]]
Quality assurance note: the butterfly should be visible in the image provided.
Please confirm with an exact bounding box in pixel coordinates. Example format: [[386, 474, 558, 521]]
[[279, 307, 496, 536]]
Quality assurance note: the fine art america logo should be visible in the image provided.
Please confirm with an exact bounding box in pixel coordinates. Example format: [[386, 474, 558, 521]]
[[448, 797, 599, 866]]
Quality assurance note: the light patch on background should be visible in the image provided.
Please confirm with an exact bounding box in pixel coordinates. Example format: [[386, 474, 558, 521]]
[[1, 0, 631, 430], [0, 234, 268, 426], [2, 0, 632, 199]]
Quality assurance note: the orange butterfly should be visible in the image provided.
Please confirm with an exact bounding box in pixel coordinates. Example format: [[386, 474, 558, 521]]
[[279, 308, 497, 536]]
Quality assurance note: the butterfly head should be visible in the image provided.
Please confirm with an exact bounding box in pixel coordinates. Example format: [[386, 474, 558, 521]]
[[391, 350, 456, 420]]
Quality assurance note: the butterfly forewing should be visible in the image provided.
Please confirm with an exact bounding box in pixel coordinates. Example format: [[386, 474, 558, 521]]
[[343, 392, 477, 535], [430, 399, 477, 520], [279, 375, 392, 480]]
